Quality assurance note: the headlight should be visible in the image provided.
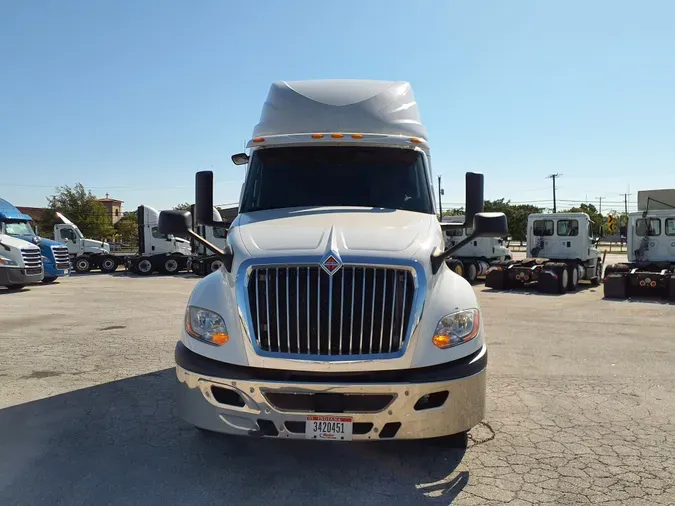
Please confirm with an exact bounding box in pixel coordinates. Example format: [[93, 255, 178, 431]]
[[0, 256, 18, 267], [185, 306, 229, 345], [41, 256, 50, 263], [432, 309, 480, 349]]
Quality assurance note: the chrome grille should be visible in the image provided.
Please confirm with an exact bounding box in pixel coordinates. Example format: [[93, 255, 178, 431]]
[[247, 266, 415, 356], [21, 248, 43, 275], [51, 246, 71, 270]]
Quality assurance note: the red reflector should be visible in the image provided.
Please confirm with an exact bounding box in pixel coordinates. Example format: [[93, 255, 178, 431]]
[[639, 281, 645, 287], [650, 281, 657, 287]]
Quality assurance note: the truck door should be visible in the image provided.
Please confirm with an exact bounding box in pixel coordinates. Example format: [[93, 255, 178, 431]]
[[556, 218, 582, 259], [56, 225, 80, 255], [666, 217, 675, 260]]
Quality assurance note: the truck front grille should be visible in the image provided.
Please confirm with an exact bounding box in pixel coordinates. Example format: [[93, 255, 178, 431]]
[[51, 246, 71, 270], [21, 249, 43, 274], [247, 265, 415, 357]]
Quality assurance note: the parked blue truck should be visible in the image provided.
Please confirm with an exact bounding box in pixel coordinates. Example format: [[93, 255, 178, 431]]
[[0, 199, 71, 283]]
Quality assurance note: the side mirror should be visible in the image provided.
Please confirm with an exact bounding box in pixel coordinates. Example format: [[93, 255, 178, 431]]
[[159, 210, 192, 236], [195, 171, 215, 226], [231, 153, 250, 166], [464, 172, 485, 228], [471, 212, 508, 238]]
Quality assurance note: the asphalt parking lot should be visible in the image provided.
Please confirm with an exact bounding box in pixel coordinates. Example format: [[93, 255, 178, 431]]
[[1, 263, 674, 506]]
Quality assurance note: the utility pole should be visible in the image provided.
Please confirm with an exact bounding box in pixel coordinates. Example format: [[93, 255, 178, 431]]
[[546, 173, 562, 213], [437, 175, 444, 218], [619, 193, 631, 216], [596, 196, 604, 214]]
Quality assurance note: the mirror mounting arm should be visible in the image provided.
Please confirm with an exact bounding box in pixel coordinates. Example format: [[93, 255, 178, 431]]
[[430, 233, 479, 275], [185, 229, 234, 272]]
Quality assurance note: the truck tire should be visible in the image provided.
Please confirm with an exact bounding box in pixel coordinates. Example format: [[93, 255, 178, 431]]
[[448, 259, 464, 278], [135, 257, 154, 276], [539, 262, 567, 294], [590, 263, 603, 286], [99, 255, 118, 273], [41, 277, 57, 284], [567, 264, 579, 291], [668, 275, 675, 300], [161, 256, 180, 275], [74, 257, 92, 273], [465, 262, 478, 284]]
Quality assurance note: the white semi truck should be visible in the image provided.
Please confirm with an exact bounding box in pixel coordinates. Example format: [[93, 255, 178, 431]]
[[56, 205, 191, 275], [441, 216, 512, 283], [604, 192, 675, 300], [157, 79, 507, 445], [0, 202, 44, 289], [188, 206, 229, 276], [485, 212, 603, 293]]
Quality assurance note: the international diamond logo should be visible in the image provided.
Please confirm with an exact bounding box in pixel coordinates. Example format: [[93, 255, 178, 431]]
[[321, 254, 342, 276]]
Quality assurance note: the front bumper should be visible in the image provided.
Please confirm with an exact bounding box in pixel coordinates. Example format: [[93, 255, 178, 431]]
[[175, 341, 487, 440], [0, 267, 43, 286]]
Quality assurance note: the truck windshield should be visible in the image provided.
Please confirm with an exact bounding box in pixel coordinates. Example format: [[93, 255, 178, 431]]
[[240, 146, 434, 214], [4, 221, 36, 236]]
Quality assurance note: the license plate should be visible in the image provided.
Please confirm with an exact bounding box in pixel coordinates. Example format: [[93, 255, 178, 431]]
[[305, 415, 353, 441]]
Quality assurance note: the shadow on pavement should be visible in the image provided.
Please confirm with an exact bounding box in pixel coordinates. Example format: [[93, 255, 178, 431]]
[[0, 370, 468, 506]]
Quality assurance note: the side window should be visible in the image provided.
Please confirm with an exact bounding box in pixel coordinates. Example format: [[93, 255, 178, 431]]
[[533, 220, 554, 236], [665, 218, 675, 237], [213, 227, 227, 239], [60, 228, 76, 241], [557, 219, 579, 237], [636, 218, 661, 236], [151, 226, 166, 239]]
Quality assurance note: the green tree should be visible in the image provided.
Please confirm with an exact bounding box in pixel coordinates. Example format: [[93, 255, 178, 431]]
[[114, 211, 139, 247], [174, 202, 192, 211], [43, 183, 115, 240]]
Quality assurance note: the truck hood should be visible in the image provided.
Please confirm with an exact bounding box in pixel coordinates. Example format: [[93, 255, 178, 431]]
[[83, 238, 110, 252], [235, 207, 438, 258], [0, 234, 40, 251], [14, 235, 65, 249]]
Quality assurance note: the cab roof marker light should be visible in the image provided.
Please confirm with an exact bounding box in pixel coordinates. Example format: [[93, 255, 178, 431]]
[[252, 137, 265, 143], [351, 134, 364, 139], [331, 133, 344, 139], [311, 133, 324, 139]]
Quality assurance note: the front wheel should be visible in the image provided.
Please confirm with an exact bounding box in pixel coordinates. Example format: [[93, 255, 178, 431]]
[[590, 263, 603, 286], [465, 262, 478, 284], [74, 257, 91, 273], [447, 259, 465, 278]]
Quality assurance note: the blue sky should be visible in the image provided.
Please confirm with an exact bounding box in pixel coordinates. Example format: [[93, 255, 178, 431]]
[[1, 0, 673, 214]]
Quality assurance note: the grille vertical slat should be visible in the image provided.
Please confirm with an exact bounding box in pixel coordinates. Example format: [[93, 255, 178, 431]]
[[399, 274, 408, 349], [275, 268, 281, 352], [265, 269, 271, 350], [389, 272, 398, 352], [248, 265, 415, 357]]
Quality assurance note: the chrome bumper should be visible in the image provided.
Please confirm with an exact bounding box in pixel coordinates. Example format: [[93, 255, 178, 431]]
[[175, 347, 487, 440]]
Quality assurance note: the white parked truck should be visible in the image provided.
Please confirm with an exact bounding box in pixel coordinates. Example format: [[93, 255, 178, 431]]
[[604, 194, 675, 299], [441, 216, 512, 283], [157, 79, 507, 444], [188, 205, 230, 276], [485, 212, 603, 293], [57, 205, 191, 275]]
